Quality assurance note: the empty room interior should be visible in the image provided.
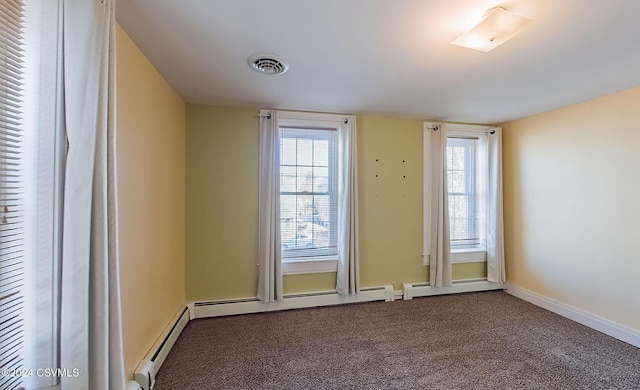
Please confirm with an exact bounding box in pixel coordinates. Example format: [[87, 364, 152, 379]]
[[117, 1, 640, 387], [3, 0, 640, 389]]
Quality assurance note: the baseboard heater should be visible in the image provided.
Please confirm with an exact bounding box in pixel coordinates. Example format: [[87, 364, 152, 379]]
[[126, 380, 142, 390], [402, 278, 503, 300], [134, 307, 190, 390], [191, 285, 395, 319]]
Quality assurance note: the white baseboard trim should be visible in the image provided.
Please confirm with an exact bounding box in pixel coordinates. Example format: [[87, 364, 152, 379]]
[[193, 286, 394, 319], [505, 283, 640, 348], [134, 306, 190, 390], [402, 279, 502, 300]]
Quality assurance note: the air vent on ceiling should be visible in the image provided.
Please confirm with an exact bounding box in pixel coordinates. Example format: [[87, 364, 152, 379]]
[[248, 54, 289, 75]]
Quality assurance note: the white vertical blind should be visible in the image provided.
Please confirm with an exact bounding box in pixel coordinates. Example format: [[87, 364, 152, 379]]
[[0, 0, 27, 389]]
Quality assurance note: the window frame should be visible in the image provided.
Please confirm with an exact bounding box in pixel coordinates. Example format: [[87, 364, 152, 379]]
[[446, 135, 480, 249], [279, 127, 338, 260], [273, 111, 348, 275]]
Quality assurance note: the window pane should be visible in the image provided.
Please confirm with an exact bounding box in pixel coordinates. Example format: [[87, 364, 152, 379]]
[[449, 194, 466, 240], [450, 146, 465, 170], [313, 167, 329, 193], [281, 194, 297, 223], [281, 165, 296, 192], [281, 138, 297, 165], [296, 195, 313, 223], [449, 170, 465, 193], [314, 140, 329, 167], [290, 195, 313, 249], [313, 195, 330, 228], [296, 139, 313, 166], [296, 167, 313, 193]]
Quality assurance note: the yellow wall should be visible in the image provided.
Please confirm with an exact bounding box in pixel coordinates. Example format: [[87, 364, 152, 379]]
[[116, 24, 186, 378], [186, 105, 486, 301], [357, 115, 426, 287], [503, 86, 640, 331], [186, 106, 260, 300], [283, 273, 337, 294]]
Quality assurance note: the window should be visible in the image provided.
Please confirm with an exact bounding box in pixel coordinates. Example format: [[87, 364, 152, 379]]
[[445, 129, 488, 264], [447, 137, 480, 249], [446, 133, 487, 263], [280, 128, 338, 260], [424, 123, 491, 265]]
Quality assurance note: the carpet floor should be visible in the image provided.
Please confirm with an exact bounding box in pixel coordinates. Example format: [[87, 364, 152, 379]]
[[153, 291, 640, 389]]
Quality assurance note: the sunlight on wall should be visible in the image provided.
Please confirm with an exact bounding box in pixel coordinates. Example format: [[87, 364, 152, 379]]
[[503, 86, 640, 331], [116, 23, 186, 378]]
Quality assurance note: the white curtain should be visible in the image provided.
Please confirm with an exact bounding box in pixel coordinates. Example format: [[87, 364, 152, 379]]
[[336, 116, 360, 296], [60, 0, 126, 389], [427, 125, 452, 287], [486, 127, 506, 283], [257, 112, 283, 302]]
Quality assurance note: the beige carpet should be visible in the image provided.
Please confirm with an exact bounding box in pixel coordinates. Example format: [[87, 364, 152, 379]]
[[153, 291, 640, 389]]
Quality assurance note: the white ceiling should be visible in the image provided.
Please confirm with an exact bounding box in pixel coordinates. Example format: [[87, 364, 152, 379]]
[[116, 0, 640, 124]]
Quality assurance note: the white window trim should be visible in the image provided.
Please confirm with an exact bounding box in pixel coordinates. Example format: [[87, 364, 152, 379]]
[[452, 248, 487, 264], [447, 137, 480, 248], [423, 122, 494, 266], [280, 126, 339, 262], [282, 257, 339, 275]]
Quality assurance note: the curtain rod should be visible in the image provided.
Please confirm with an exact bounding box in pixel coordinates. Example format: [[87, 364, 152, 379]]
[[259, 112, 349, 124], [429, 125, 496, 134]]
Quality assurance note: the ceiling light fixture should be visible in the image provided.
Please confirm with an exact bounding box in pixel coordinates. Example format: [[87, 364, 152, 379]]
[[248, 54, 289, 75], [450, 7, 531, 52]]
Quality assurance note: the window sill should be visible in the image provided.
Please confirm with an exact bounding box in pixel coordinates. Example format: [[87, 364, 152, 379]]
[[282, 257, 338, 275], [451, 247, 486, 263]]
